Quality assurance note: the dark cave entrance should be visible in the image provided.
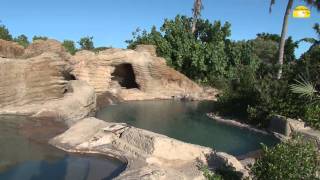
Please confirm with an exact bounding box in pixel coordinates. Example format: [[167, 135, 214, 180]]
[[111, 63, 140, 89]]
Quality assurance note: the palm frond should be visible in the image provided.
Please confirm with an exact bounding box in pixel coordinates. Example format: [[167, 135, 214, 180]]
[[269, 0, 276, 13], [290, 75, 318, 99], [313, 23, 320, 39], [304, 0, 320, 11], [297, 37, 317, 44]]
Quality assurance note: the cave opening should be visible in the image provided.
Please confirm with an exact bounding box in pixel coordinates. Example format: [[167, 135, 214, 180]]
[[111, 63, 140, 89]]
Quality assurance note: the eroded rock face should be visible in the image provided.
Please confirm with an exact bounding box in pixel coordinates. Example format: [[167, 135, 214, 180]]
[[70, 46, 217, 103], [0, 40, 95, 126], [23, 39, 71, 60], [0, 52, 68, 108], [0, 39, 24, 58]]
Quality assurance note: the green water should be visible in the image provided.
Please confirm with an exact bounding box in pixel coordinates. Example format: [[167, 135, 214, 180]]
[[0, 115, 125, 180], [96, 100, 279, 156]]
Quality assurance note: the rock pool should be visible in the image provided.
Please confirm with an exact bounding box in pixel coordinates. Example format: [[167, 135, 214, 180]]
[[0, 115, 125, 180], [96, 100, 279, 156]]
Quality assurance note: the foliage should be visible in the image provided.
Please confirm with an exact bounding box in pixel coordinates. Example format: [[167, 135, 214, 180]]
[[127, 15, 232, 85], [250, 37, 278, 64], [0, 24, 13, 41], [78, 36, 94, 50], [14, 34, 29, 47], [290, 76, 318, 100], [255, 33, 298, 63], [32, 36, 48, 41], [251, 136, 320, 180], [200, 166, 224, 180], [304, 104, 320, 129], [216, 61, 307, 127], [62, 40, 77, 55]]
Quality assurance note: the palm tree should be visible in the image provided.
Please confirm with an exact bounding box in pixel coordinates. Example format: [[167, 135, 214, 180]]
[[192, 0, 203, 33], [298, 23, 320, 49], [269, 0, 320, 79]]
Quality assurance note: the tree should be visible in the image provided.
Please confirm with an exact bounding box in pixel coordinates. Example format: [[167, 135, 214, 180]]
[[78, 36, 94, 50], [253, 33, 298, 64], [270, 0, 320, 79], [32, 36, 48, 41], [0, 24, 12, 41], [269, 0, 294, 79], [14, 34, 29, 47], [62, 40, 77, 55], [191, 0, 202, 33], [126, 15, 232, 85]]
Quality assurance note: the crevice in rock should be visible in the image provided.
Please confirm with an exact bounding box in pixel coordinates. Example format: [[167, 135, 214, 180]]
[[63, 71, 77, 81], [111, 63, 140, 89]]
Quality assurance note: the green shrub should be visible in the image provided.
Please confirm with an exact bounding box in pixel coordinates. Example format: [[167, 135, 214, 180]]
[[305, 104, 320, 129], [32, 35, 48, 41], [78, 36, 94, 50], [251, 136, 320, 180], [14, 34, 29, 47], [62, 40, 77, 55], [0, 24, 13, 41], [201, 166, 224, 180]]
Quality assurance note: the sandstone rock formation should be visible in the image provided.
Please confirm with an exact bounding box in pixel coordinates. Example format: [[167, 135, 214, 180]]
[[23, 39, 71, 60], [0, 52, 68, 108], [70, 46, 217, 104], [0, 39, 24, 58], [0, 40, 95, 125]]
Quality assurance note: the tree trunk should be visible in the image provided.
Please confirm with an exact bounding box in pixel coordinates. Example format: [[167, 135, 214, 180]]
[[192, 0, 202, 33], [277, 0, 293, 79]]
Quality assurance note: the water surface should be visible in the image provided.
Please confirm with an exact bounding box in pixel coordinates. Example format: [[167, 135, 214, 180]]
[[97, 100, 279, 156], [0, 115, 125, 180]]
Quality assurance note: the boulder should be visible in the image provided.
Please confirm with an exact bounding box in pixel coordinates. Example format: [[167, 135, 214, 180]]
[[0, 39, 24, 58], [210, 152, 250, 179], [268, 115, 310, 136]]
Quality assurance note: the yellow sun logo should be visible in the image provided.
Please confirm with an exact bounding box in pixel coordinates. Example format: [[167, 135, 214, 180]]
[[293, 6, 311, 18]]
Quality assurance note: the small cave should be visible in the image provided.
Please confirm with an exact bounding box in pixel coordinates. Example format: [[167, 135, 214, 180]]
[[111, 63, 140, 89], [62, 70, 76, 94], [63, 71, 77, 81]]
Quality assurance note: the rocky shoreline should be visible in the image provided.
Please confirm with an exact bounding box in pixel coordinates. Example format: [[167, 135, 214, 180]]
[[0, 39, 255, 179], [206, 113, 270, 135]]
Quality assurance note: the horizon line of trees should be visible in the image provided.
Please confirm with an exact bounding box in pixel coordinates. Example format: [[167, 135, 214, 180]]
[[0, 23, 112, 55]]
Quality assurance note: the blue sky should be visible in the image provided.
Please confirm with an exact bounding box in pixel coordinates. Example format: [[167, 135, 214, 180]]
[[0, 0, 319, 57]]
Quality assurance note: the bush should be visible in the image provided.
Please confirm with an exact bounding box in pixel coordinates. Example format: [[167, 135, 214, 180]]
[[0, 24, 13, 41], [32, 35, 48, 41], [305, 104, 320, 129], [14, 34, 29, 47], [62, 40, 77, 55], [201, 166, 224, 180], [251, 136, 320, 180], [78, 36, 94, 50]]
